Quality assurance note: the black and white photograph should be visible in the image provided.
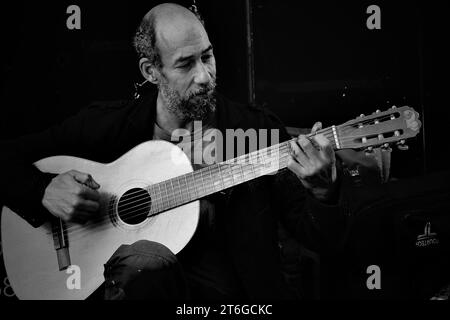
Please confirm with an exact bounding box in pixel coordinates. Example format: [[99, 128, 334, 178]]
[[0, 0, 449, 310]]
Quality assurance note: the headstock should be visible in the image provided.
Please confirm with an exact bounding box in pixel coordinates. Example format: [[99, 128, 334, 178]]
[[336, 106, 421, 151]]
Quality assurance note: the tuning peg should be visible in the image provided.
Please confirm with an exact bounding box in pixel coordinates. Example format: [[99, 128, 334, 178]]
[[391, 105, 397, 109], [360, 114, 365, 118], [397, 140, 409, 151], [376, 109, 381, 113], [382, 143, 392, 151], [364, 146, 374, 155]]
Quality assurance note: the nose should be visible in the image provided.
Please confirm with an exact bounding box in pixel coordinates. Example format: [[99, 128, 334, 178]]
[[193, 61, 211, 85]]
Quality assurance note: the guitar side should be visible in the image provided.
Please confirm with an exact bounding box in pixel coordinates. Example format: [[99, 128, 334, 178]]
[[1, 140, 200, 300]]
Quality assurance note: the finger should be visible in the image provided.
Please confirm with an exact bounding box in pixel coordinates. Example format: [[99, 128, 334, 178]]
[[311, 122, 322, 134], [75, 199, 100, 213], [61, 208, 90, 223], [287, 156, 309, 178], [70, 170, 91, 184], [313, 134, 335, 161], [69, 210, 92, 224], [86, 175, 101, 189], [79, 185, 101, 201], [298, 135, 320, 160], [70, 171, 101, 189], [290, 140, 309, 167]]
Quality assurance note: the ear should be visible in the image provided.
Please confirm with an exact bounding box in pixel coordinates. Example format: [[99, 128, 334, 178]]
[[139, 57, 159, 84]]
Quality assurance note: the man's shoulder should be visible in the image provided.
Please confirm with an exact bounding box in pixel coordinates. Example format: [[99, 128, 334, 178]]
[[72, 98, 146, 129]]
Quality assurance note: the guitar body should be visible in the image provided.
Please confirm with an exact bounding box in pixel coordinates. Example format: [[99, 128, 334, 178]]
[[1, 140, 200, 300]]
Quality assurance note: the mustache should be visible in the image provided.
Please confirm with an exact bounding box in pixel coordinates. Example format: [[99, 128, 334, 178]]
[[188, 79, 217, 99]]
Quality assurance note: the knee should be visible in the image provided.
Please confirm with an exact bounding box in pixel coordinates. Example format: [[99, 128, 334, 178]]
[[105, 240, 177, 274], [103, 241, 182, 299]]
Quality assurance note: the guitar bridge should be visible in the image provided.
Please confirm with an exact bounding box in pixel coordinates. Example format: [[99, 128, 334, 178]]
[[52, 218, 71, 271]]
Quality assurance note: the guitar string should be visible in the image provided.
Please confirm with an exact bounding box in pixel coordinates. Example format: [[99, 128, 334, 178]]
[[102, 125, 335, 207], [50, 141, 298, 239], [50, 125, 400, 239], [106, 121, 403, 219], [105, 113, 403, 211], [49, 113, 406, 238], [50, 142, 292, 238], [56, 163, 293, 243], [56, 122, 399, 243], [107, 111, 403, 207], [83, 112, 403, 210], [52, 129, 398, 242], [50, 128, 328, 236], [107, 111, 406, 208], [49, 124, 395, 239]]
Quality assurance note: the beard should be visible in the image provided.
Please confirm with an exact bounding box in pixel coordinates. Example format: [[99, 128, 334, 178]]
[[158, 76, 217, 121]]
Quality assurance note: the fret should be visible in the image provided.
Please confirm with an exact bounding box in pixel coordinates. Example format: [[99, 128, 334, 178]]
[[151, 185, 158, 215], [177, 176, 185, 204], [240, 156, 249, 182], [222, 163, 232, 189], [179, 176, 186, 204], [230, 162, 239, 185], [252, 151, 261, 177], [190, 171, 198, 201], [210, 165, 220, 193], [158, 182, 164, 211], [173, 178, 180, 205], [217, 164, 225, 191], [183, 174, 190, 203], [246, 153, 256, 180], [147, 185, 154, 215], [280, 142, 290, 169], [205, 166, 213, 195], [169, 179, 177, 207], [209, 167, 216, 194], [272, 144, 281, 171], [259, 148, 267, 175], [193, 170, 202, 199], [249, 154, 257, 180], [237, 161, 245, 184], [267, 145, 278, 172], [226, 162, 235, 187], [199, 169, 206, 198], [162, 180, 170, 211], [205, 168, 212, 196], [256, 150, 266, 175]]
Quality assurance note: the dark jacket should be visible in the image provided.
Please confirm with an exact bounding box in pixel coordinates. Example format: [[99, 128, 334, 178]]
[[0, 89, 346, 299]]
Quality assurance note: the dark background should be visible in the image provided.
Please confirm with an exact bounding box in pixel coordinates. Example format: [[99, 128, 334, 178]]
[[1, 1, 448, 176], [1, 1, 449, 299]]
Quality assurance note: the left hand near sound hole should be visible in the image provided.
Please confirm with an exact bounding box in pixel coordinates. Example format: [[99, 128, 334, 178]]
[[41, 170, 101, 224]]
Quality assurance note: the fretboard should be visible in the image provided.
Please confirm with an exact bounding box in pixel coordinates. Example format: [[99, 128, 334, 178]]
[[147, 126, 338, 215]]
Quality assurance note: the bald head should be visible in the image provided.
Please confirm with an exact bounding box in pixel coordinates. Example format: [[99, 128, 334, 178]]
[[134, 3, 207, 68], [144, 3, 202, 27]]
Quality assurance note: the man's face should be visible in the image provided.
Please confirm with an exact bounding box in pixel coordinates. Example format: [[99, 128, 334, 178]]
[[155, 18, 217, 121]]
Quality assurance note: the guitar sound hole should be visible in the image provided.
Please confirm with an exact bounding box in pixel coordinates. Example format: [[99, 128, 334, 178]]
[[117, 188, 152, 225]]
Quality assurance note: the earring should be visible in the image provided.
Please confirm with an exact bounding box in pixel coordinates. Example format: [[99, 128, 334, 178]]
[[133, 79, 149, 99]]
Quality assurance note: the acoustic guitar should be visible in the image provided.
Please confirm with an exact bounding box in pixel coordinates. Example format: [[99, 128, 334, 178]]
[[1, 106, 421, 299]]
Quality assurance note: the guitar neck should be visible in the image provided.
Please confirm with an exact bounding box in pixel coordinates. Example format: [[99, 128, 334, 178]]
[[148, 127, 339, 215]]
